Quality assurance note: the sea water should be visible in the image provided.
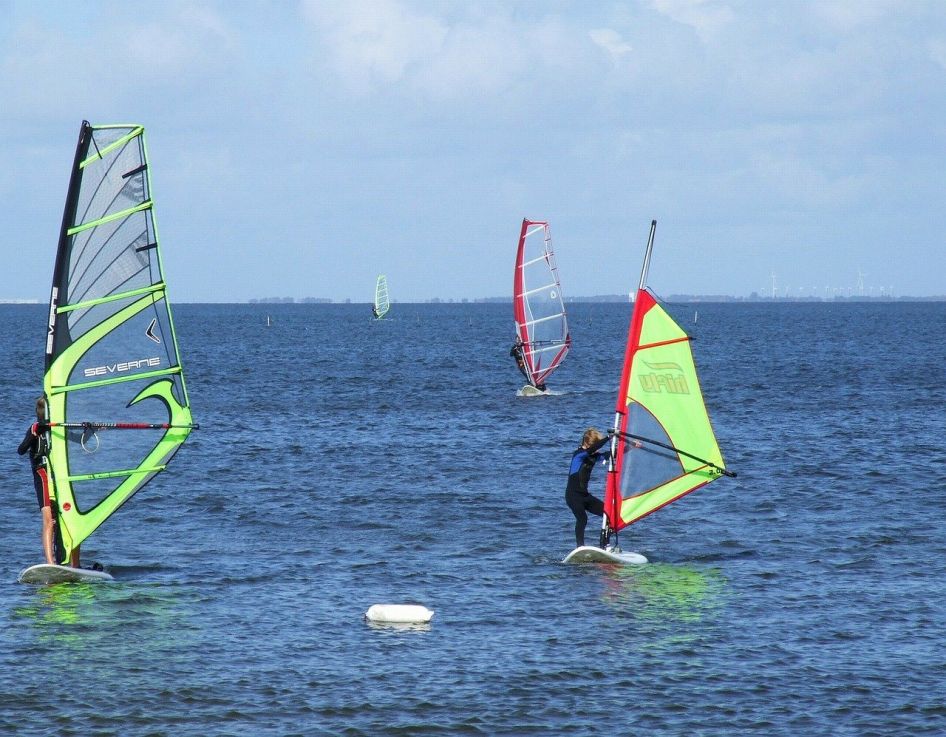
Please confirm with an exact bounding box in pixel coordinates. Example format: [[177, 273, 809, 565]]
[[1, 302, 944, 736]]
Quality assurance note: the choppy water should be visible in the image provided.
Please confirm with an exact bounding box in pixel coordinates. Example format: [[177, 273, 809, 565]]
[[1, 301, 944, 736]]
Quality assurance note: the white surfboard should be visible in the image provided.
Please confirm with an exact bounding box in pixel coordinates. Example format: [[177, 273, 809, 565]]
[[365, 604, 434, 624], [563, 545, 648, 565], [17, 563, 113, 585], [517, 384, 549, 397]]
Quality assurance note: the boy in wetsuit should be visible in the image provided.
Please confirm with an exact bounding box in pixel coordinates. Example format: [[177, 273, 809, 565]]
[[564, 428, 610, 548], [18, 397, 55, 564]]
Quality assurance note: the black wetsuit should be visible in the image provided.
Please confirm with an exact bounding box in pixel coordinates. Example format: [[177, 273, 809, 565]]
[[564, 436, 610, 547], [510, 342, 529, 380], [18, 423, 50, 508], [510, 342, 546, 390]]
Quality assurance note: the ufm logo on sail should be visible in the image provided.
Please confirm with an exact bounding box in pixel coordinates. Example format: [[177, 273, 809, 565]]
[[638, 360, 690, 394]]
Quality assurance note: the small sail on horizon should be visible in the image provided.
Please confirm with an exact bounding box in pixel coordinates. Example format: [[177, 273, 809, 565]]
[[42, 121, 197, 564], [512, 219, 570, 389], [374, 274, 390, 319], [601, 220, 734, 548]]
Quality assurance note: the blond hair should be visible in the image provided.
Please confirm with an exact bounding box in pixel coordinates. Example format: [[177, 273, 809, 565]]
[[581, 428, 604, 447], [35, 396, 47, 421]]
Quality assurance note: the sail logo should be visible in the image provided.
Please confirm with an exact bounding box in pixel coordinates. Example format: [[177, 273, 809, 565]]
[[638, 360, 690, 395], [146, 318, 161, 344], [45, 287, 58, 355], [83, 357, 161, 378]]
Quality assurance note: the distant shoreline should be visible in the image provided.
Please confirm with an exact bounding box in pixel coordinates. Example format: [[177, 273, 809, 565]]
[[246, 294, 946, 304], [6, 296, 946, 306]]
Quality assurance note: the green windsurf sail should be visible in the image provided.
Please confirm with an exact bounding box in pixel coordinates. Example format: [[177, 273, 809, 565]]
[[42, 121, 197, 563], [601, 220, 734, 547]]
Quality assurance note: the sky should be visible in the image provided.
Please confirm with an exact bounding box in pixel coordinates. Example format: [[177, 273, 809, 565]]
[[2, 0, 945, 302]]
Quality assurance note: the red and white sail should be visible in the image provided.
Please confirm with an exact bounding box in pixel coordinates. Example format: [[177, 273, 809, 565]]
[[513, 219, 570, 387]]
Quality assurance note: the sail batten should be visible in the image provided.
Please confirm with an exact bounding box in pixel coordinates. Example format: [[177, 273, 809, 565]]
[[521, 312, 565, 327], [518, 282, 560, 298], [69, 466, 167, 482], [50, 366, 183, 395], [43, 120, 194, 563], [67, 201, 152, 235], [58, 282, 165, 313], [603, 221, 730, 542], [512, 219, 570, 388]]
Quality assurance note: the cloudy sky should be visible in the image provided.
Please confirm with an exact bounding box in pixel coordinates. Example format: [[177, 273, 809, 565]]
[[2, 0, 945, 302]]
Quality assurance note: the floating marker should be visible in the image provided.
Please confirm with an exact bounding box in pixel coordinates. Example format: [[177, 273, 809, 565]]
[[365, 604, 434, 624]]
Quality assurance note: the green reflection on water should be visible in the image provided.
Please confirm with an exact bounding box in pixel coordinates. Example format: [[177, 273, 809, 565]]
[[594, 561, 730, 654], [600, 563, 727, 622], [11, 581, 204, 670]]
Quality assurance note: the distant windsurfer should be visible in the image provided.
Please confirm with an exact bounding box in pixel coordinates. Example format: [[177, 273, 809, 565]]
[[17, 397, 57, 565], [372, 305, 380, 319], [511, 336, 546, 390], [564, 428, 611, 548]]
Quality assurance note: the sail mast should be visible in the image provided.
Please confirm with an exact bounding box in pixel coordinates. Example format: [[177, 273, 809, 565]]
[[637, 220, 657, 294], [603, 220, 657, 546]]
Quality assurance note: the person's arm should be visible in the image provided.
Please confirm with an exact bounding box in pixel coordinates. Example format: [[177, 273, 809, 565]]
[[17, 428, 34, 456], [587, 435, 610, 455]]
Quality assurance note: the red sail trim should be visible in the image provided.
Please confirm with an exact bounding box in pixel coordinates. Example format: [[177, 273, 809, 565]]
[[605, 288, 655, 532], [512, 218, 530, 369]]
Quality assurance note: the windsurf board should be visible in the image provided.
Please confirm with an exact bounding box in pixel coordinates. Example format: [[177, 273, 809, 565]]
[[562, 546, 648, 565], [18, 563, 113, 584]]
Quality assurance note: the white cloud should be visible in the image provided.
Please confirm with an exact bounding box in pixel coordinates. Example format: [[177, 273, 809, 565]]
[[589, 28, 632, 65], [299, 2, 600, 102], [120, 6, 236, 74], [411, 18, 523, 98], [301, 0, 448, 91], [647, 0, 735, 42], [0, 6, 238, 125]]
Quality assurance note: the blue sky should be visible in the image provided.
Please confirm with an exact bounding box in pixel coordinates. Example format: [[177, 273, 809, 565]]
[[2, 0, 945, 302]]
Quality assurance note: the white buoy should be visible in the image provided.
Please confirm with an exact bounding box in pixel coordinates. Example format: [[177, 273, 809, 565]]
[[365, 604, 434, 624]]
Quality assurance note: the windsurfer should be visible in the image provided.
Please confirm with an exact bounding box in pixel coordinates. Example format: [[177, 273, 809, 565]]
[[372, 305, 379, 319], [510, 337, 540, 387], [17, 397, 57, 565], [564, 428, 610, 547]]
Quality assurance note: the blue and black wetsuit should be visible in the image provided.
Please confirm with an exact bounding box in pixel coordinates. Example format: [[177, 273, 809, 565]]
[[564, 435, 610, 547]]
